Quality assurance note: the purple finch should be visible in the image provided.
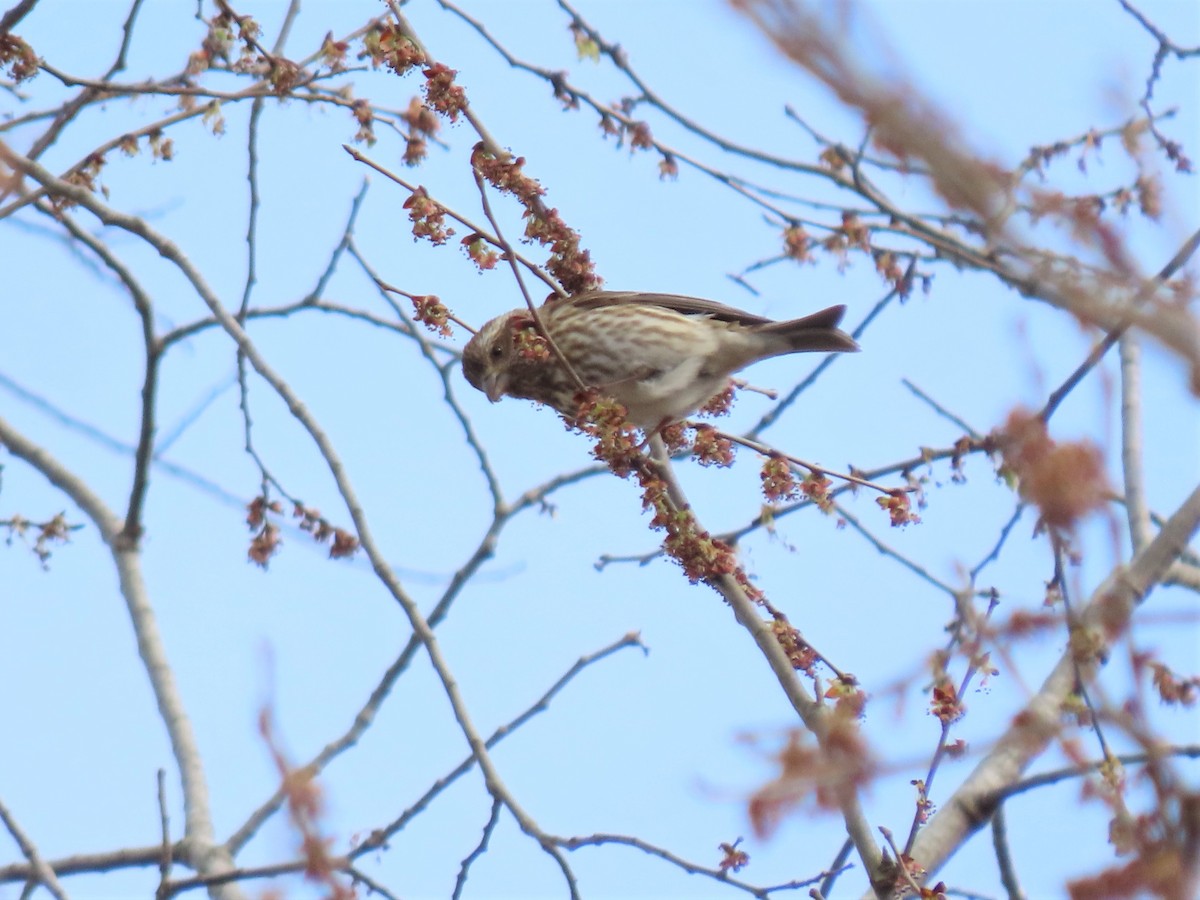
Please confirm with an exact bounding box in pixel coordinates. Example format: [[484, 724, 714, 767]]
[[461, 290, 858, 429]]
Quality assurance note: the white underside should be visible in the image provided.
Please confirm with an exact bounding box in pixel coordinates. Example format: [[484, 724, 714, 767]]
[[610, 356, 730, 429]]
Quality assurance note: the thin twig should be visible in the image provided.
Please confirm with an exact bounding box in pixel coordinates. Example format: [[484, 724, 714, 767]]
[[555, 832, 841, 898], [991, 805, 1025, 900], [902, 379, 982, 439], [834, 501, 957, 598], [718, 429, 909, 496], [1051, 537, 1115, 765], [156, 769, 172, 900], [452, 798, 503, 900], [817, 837, 856, 898], [33, 201, 160, 541], [350, 243, 506, 514], [990, 745, 1200, 804], [1039, 226, 1200, 422], [969, 504, 1025, 582], [0, 796, 69, 900]]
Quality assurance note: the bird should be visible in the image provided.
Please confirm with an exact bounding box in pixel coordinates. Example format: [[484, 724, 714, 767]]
[[461, 290, 859, 430]]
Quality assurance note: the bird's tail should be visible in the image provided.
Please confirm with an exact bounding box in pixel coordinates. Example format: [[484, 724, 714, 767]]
[[757, 304, 860, 354]]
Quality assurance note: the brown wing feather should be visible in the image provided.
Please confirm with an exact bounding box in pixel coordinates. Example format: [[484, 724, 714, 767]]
[[561, 290, 776, 326]]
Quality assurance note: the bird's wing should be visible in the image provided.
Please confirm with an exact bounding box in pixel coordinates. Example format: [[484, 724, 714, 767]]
[[562, 290, 776, 326]]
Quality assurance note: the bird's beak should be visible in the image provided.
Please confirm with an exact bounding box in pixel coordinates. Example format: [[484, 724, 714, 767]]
[[482, 371, 508, 403]]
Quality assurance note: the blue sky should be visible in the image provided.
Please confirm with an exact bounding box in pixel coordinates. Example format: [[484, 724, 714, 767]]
[[2, 2, 1198, 898]]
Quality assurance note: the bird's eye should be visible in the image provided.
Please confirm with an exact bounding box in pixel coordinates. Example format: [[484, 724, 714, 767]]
[[490, 344, 504, 359]]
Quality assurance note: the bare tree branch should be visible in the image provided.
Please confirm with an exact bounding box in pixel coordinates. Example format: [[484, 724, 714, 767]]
[[0, 416, 239, 898]]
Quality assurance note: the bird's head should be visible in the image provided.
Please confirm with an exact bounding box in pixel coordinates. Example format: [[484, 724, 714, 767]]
[[462, 312, 519, 402]]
